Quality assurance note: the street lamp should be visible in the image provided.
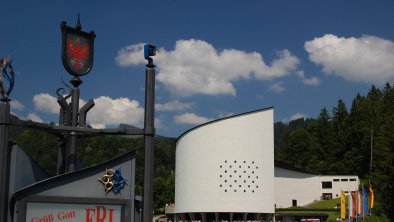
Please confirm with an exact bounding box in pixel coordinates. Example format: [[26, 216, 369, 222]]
[[60, 15, 96, 172], [0, 57, 15, 222], [143, 43, 156, 222]]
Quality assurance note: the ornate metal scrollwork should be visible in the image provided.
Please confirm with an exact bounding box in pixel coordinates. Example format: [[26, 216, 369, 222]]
[[0, 57, 15, 100]]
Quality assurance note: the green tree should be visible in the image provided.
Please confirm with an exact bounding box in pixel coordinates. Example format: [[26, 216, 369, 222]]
[[345, 94, 370, 175], [325, 99, 350, 174], [280, 128, 324, 173], [10, 128, 58, 176], [308, 107, 333, 166], [332, 99, 349, 158], [371, 83, 394, 218], [274, 118, 313, 162]]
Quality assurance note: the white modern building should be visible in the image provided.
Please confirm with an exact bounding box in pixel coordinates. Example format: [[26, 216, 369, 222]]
[[274, 162, 359, 208], [175, 108, 275, 221], [172, 107, 359, 222]]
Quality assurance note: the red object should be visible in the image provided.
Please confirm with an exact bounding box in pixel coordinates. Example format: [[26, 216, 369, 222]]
[[66, 38, 90, 71], [351, 192, 357, 217], [60, 19, 95, 77]]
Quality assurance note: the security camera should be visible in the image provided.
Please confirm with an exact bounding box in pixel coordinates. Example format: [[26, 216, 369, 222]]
[[144, 44, 156, 59]]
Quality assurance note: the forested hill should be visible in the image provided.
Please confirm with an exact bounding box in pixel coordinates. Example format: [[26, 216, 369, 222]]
[[9, 83, 393, 219], [274, 83, 393, 219]]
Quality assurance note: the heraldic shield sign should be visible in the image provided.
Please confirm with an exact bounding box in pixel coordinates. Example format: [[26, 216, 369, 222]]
[[61, 18, 96, 77]]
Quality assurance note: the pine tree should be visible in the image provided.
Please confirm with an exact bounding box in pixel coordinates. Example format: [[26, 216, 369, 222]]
[[308, 107, 333, 163], [331, 99, 349, 163]]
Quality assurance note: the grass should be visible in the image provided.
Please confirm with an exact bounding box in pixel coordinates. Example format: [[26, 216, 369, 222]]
[[276, 198, 342, 222], [307, 198, 341, 221], [307, 197, 341, 209]]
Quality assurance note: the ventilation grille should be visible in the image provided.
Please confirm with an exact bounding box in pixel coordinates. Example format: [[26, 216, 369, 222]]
[[219, 160, 261, 193]]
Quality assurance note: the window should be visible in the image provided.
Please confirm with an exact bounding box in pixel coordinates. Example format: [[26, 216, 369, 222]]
[[333, 179, 340, 182], [341, 179, 348, 182], [322, 181, 332, 189], [349, 178, 356, 181], [292, 199, 297, 207], [322, 193, 333, 200]]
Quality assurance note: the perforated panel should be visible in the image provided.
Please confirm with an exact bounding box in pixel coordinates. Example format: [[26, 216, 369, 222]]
[[219, 160, 261, 193], [175, 108, 275, 213]]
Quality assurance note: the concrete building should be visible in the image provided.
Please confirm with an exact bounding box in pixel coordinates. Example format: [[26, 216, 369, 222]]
[[274, 162, 359, 208], [171, 107, 359, 222], [175, 108, 275, 221]]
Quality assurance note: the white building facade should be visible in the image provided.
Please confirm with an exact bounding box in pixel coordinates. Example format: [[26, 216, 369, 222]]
[[173, 107, 360, 221], [274, 165, 359, 208], [175, 108, 275, 221]]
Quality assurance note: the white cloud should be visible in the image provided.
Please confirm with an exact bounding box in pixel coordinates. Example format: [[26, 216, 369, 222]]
[[305, 34, 394, 84], [282, 113, 307, 123], [32, 93, 146, 129], [174, 112, 212, 125], [87, 96, 144, 128], [296, 70, 320, 86], [269, 81, 285, 93], [290, 113, 307, 121], [296, 70, 305, 78], [34, 93, 94, 115], [302, 76, 320, 86], [27, 113, 43, 123], [154, 117, 163, 130], [10, 100, 25, 111], [116, 39, 300, 96], [33, 93, 59, 114], [115, 44, 146, 66], [156, 100, 194, 112]]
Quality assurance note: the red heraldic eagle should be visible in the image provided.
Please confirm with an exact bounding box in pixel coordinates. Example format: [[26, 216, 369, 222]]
[[66, 38, 89, 71]]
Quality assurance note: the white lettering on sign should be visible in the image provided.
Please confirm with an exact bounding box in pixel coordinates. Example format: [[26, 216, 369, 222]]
[[26, 202, 122, 222]]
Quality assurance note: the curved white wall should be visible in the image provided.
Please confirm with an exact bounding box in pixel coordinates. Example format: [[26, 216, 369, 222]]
[[175, 108, 275, 213]]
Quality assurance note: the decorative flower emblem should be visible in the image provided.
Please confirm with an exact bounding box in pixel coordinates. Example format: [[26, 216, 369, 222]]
[[98, 168, 127, 194]]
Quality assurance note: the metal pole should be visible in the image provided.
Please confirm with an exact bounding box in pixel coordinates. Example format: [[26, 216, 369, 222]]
[[370, 115, 373, 173], [56, 136, 67, 175], [57, 94, 71, 175], [143, 62, 155, 222], [57, 105, 66, 175], [0, 100, 11, 222], [67, 77, 81, 172]]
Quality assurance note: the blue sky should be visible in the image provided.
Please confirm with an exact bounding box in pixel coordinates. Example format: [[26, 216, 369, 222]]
[[1, 1, 394, 137]]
